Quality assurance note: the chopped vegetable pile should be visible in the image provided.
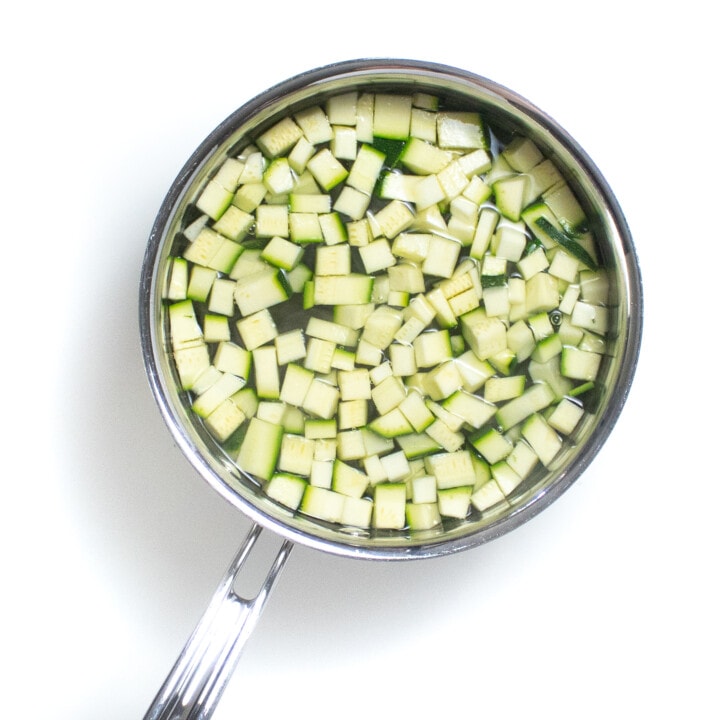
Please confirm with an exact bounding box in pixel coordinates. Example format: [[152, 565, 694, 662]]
[[164, 88, 612, 535]]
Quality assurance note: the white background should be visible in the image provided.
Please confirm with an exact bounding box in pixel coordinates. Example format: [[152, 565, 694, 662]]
[[4, 3, 718, 719]]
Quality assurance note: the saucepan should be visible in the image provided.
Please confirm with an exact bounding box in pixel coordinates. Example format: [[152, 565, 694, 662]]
[[138, 58, 643, 720]]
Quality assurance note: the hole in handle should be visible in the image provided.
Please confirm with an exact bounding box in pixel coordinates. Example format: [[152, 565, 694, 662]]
[[232, 525, 293, 603]]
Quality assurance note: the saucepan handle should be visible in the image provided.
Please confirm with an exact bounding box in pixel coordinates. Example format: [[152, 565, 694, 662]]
[[143, 523, 293, 720]]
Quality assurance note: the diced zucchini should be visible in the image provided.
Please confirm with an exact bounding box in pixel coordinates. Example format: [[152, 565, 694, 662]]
[[426, 399, 465, 433], [263, 157, 295, 195], [233, 181, 267, 212], [256, 116, 304, 158], [300, 485, 345, 523], [341, 496, 373, 528], [318, 212, 348, 246], [307, 148, 349, 191], [426, 451, 475, 490], [442, 390, 496, 429], [460, 309, 507, 360], [454, 350, 495, 393], [531, 333, 563, 363], [413, 329, 453, 368], [294, 105, 333, 144], [207, 278, 236, 317], [437, 111, 487, 150], [544, 182, 588, 234], [190, 366, 222, 396], [371, 375, 407, 415], [491, 461, 523, 496], [338, 398, 367, 429], [326, 91, 358, 125], [192, 372, 245, 418], [304, 417, 338, 440], [186, 264, 217, 303], [388, 342, 417, 377], [204, 314, 230, 350], [236, 309, 278, 351], [183, 227, 226, 268], [304, 337, 336, 374], [571, 301, 610, 335], [205, 398, 246, 443], [437, 485, 473, 519], [521, 413, 562, 466], [252, 346, 280, 399], [261, 236, 304, 270], [167, 257, 188, 301], [195, 179, 234, 221], [396, 432, 442, 459], [377, 171, 424, 203], [406, 502, 442, 530], [337, 368, 372, 401], [506, 439, 539, 480], [373, 483, 407, 529], [174, 344, 211, 391], [425, 417, 465, 452], [335, 430, 364, 462], [561, 346, 603, 381], [372, 199, 415, 239], [275, 329, 307, 366], [358, 238, 397, 274], [231, 387, 259, 419], [237, 416, 283, 481], [332, 459, 370, 498], [278, 363, 313, 408], [484, 374, 526, 403], [315, 244, 351, 277], [494, 175, 528, 222], [234, 268, 290, 316], [265, 472, 307, 510], [423, 235, 462, 278], [528, 356, 574, 401], [369, 408, 413, 438], [400, 137, 453, 174], [495, 382, 555, 431], [313, 274, 374, 305], [168, 299, 204, 351], [422, 360, 463, 402], [262, 195, 290, 215], [547, 397, 585, 435], [346, 143, 386, 193], [470, 207, 500, 260], [525, 272, 560, 314], [362, 305, 404, 350], [331, 126, 357, 161], [334, 185, 372, 221], [373, 94, 413, 140], [278, 434, 315, 476], [214, 341, 251, 379], [288, 137, 316, 174], [310, 460, 333, 488], [502, 136, 544, 172], [360, 428, 394, 457], [410, 474, 437, 504], [471, 427, 513, 465], [471, 479, 509, 513], [302, 378, 340, 420], [289, 212, 323, 244]]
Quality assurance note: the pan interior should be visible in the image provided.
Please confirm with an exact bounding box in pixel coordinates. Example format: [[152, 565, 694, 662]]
[[140, 59, 642, 560]]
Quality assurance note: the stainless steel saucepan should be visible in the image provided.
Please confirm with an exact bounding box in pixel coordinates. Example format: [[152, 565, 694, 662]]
[[138, 58, 643, 720]]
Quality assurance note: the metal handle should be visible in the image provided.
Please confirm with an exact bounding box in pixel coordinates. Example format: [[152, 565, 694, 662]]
[[143, 523, 293, 720]]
